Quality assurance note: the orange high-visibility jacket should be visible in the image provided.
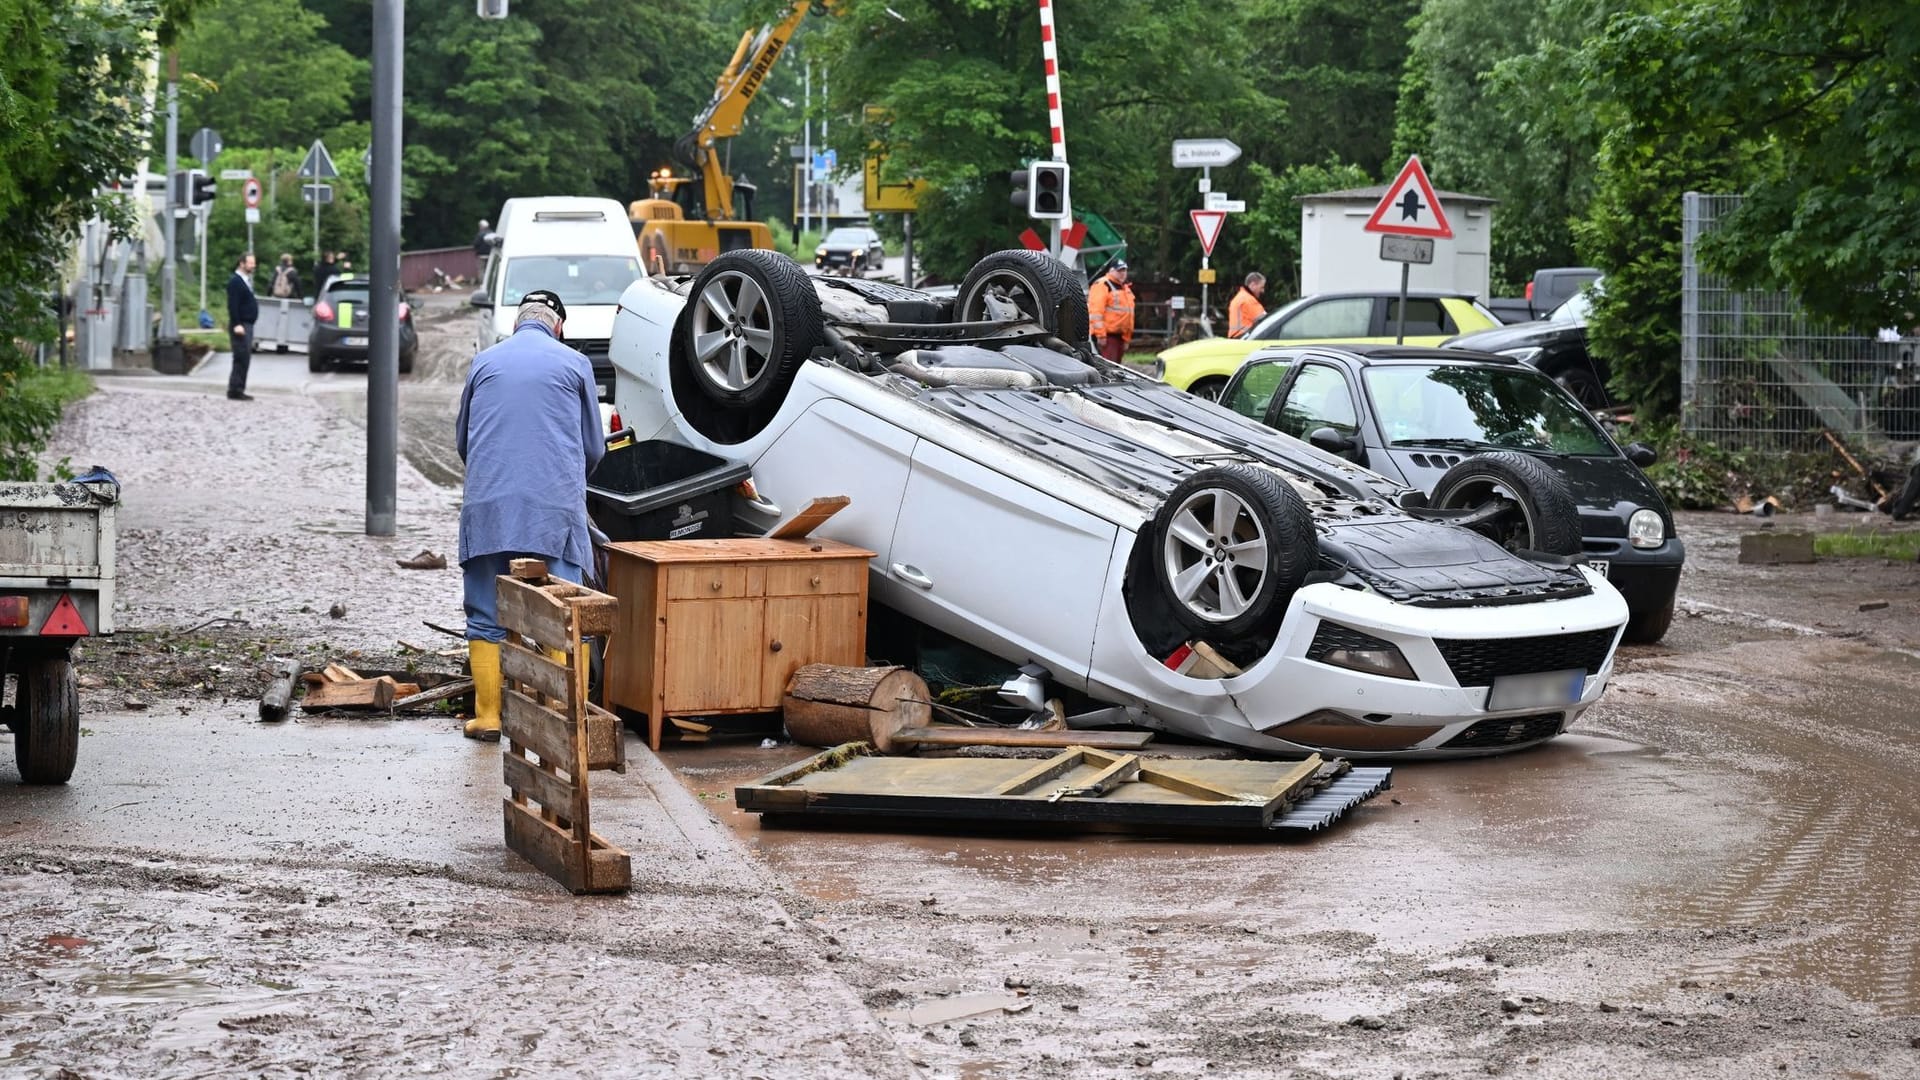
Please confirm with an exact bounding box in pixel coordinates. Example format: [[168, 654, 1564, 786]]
[[1088, 276, 1135, 341], [1228, 288, 1265, 339]]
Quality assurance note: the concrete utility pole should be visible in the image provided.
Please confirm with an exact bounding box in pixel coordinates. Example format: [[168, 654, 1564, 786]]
[[366, 0, 402, 537], [155, 53, 183, 371]]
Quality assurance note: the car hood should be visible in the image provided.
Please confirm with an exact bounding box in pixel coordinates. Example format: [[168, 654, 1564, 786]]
[[1443, 320, 1581, 352], [1157, 337, 1262, 365]]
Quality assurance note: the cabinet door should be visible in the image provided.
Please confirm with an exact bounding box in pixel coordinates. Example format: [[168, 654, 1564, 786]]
[[662, 598, 764, 712], [761, 593, 866, 704]]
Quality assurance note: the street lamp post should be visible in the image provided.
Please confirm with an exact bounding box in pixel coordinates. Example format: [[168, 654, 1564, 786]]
[[366, 0, 402, 537]]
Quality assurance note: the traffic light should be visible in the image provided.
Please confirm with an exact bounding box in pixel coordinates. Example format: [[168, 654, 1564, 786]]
[[188, 169, 217, 206], [1029, 161, 1069, 220]]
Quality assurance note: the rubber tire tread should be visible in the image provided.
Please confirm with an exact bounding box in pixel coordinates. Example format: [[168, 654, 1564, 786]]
[[1622, 597, 1675, 644], [955, 250, 1091, 346], [1149, 463, 1317, 641], [308, 352, 328, 373], [681, 249, 824, 409], [1186, 376, 1229, 403], [1431, 451, 1583, 557], [16, 654, 78, 784]]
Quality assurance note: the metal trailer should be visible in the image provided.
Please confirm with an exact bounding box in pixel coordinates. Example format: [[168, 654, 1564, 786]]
[[0, 476, 117, 784]]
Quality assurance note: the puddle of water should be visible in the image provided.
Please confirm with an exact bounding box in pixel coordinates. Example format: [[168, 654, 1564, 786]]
[[880, 990, 1025, 1026]]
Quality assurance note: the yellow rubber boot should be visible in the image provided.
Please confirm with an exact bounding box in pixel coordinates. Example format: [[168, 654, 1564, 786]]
[[463, 640, 503, 741]]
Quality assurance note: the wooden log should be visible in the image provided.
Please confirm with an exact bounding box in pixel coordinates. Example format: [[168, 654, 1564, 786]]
[[258, 659, 302, 722], [299, 676, 396, 711], [390, 678, 474, 712], [782, 664, 931, 753], [892, 726, 1155, 752]]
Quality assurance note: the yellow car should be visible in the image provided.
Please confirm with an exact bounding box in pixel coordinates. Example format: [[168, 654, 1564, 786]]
[[1154, 290, 1501, 400]]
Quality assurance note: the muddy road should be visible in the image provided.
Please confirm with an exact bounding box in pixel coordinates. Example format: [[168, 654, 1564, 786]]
[[5, 314, 1920, 1076]]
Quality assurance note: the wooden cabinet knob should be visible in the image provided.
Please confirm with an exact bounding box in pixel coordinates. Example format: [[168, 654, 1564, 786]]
[[809, 575, 821, 588], [769, 640, 783, 653], [709, 579, 722, 591]]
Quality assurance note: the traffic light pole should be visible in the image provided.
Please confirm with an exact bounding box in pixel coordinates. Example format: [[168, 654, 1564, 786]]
[[157, 54, 181, 361], [197, 206, 208, 313], [365, 0, 402, 537]]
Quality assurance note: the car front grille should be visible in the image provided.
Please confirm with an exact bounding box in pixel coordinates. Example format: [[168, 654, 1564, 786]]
[[1433, 628, 1618, 686], [1442, 712, 1564, 749], [1579, 512, 1626, 538]]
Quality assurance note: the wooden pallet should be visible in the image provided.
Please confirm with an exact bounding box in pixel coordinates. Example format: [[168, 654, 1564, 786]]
[[497, 559, 631, 894]]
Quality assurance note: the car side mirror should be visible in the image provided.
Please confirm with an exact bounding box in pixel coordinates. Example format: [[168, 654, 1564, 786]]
[[469, 289, 493, 309], [1307, 426, 1359, 457], [1624, 441, 1658, 468]]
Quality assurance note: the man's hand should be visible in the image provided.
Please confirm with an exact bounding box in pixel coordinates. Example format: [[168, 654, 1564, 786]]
[[1094, 335, 1107, 349], [231, 325, 246, 337]]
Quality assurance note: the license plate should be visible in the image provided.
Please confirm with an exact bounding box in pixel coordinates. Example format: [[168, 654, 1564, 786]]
[[1588, 559, 1610, 578], [1486, 669, 1586, 711], [342, 335, 367, 347]]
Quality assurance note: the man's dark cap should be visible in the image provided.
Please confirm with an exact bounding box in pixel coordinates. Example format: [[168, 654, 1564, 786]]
[[518, 289, 567, 323], [1109, 258, 1128, 271]]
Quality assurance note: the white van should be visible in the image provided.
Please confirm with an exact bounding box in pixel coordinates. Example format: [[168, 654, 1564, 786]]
[[473, 196, 642, 403]]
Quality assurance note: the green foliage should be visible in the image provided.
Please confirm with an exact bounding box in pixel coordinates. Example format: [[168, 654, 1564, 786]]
[[1239, 159, 1372, 303], [0, 363, 92, 482], [1617, 419, 1833, 510], [175, 0, 365, 150]]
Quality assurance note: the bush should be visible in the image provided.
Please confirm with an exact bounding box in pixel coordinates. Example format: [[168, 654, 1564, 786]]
[[0, 359, 92, 481]]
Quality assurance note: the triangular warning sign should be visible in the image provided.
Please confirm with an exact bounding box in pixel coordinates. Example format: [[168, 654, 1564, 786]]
[[39, 593, 89, 636], [298, 139, 339, 180], [1363, 156, 1453, 239], [1190, 210, 1227, 256]]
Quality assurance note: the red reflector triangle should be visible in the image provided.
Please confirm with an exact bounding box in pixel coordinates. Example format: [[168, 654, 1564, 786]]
[[40, 593, 89, 636]]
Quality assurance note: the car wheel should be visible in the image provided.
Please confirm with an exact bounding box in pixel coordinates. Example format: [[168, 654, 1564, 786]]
[[1187, 376, 1229, 402], [680, 249, 823, 408], [1551, 365, 1608, 411], [1147, 464, 1316, 641], [954, 250, 1091, 345], [398, 349, 415, 375], [307, 352, 329, 373], [1430, 452, 1583, 557], [1621, 597, 1675, 644], [14, 654, 78, 784]]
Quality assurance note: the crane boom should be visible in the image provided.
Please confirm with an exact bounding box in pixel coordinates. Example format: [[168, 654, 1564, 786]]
[[674, 0, 811, 222]]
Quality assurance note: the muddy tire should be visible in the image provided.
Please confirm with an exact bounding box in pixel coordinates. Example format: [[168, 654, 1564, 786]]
[[1147, 464, 1317, 641], [1186, 376, 1229, 403], [1622, 597, 1675, 644], [15, 654, 78, 785], [679, 250, 824, 409], [1430, 452, 1583, 557], [954, 250, 1090, 345]]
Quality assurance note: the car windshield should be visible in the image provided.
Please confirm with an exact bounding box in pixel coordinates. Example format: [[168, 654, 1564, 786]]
[[502, 255, 642, 307], [824, 228, 874, 245], [1547, 284, 1598, 326], [1364, 363, 1614, 456]]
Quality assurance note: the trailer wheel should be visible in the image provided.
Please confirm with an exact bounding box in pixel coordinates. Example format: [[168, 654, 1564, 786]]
[[955, 250, 1090, 345], [679, 249, 824, 409], [1142, 464, 1316, 642], [15, 654, 78, 785], [1430, 452, 1583, 557]]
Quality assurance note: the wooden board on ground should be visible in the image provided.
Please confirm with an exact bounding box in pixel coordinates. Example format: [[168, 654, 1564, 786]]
[[736, 743, 1393, 835]]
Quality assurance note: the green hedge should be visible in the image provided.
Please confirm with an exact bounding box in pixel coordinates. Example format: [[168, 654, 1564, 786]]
[[0, 361, 93, 481]]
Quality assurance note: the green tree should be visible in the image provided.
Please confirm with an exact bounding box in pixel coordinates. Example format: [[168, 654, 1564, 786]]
[[174, 0, 365, 150], [1238, 159, 1373, 303]]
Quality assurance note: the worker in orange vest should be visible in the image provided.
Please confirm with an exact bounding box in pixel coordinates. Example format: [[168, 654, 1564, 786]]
[[1228, 272, 1267, 339], [1088, 259, 1135, 363]]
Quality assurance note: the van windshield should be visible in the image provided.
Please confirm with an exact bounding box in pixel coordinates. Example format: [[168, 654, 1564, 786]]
[[502, 256, 641, 307]]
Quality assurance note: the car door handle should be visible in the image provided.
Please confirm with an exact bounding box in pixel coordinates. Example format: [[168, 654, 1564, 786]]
[[892, 563, 934, 590]]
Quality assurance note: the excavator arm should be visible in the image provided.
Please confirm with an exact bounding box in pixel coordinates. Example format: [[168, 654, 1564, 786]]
[[674, 0, 812, 222]]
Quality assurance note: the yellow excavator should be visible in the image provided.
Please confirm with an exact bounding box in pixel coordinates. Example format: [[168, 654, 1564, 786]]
[[631, 1, 812, 274]]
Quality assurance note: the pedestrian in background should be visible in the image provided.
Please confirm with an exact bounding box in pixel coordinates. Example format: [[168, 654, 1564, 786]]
[[1228, 271, 1267, 339], [454, 289, 604, 741], [268, 253, 303, 301], [473, 219, 493, 257], [224, 252, 258, 401], [313, 251, 337, 296], [1088, 258, 1135, 363]]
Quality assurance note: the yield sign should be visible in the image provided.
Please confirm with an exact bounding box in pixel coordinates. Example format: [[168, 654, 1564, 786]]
[[1363, 155, 1453, 239], [1190, 210, 1227, 256]]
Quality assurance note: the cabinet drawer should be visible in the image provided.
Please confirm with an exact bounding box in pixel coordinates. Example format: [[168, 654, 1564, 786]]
[[764, 559, 865, 597], [666, 564, 750, 599]]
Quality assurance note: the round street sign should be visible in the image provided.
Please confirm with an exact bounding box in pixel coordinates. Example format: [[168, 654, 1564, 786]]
[[242, 178, 262, 209]]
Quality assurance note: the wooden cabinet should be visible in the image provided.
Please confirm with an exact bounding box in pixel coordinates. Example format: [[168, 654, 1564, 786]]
[[603, 538, 874, 750]]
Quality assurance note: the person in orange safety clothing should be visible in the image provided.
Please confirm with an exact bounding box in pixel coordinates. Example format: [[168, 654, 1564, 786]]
[[1088, 259, 1135, 362], [1228, 271, 1267, 339]]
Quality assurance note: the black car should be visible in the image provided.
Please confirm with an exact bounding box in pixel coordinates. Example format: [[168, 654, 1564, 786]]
[[1221, 344, 1683, 643], [308, 277, 418, 373], [1442, 287, 1607, 409], [813, 226, 886, 276]]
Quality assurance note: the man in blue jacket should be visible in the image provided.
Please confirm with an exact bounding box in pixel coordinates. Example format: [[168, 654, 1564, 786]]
[[224, 252, 259, 400], [454, 289, 604, 740]]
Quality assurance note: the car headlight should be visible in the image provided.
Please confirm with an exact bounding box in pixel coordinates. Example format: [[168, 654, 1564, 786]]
[[1306, 622, 1417, 680], [815, 247, 828, 258], [1496, 346, 1544, 365], [1628, 508, 1665, 549]]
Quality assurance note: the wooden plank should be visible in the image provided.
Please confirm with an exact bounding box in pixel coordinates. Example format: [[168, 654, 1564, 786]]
[[503, 798, 587, 893], [323, 663, 363, 684], [390, 678, 474, 711], [299, 677, 395, 711], [502, 688, 575, 770], [509, 558, 549, 580], [584, 839, 632, 893], [563, 594, 617, 637], [1061, 752, 1140, 799], [496, 575, 576, 654], [767, 495, 852, 540], [895, 726, 1154, 752], [991, 749, 1088, 796], [504, 750, 577, 818], [1134, 763, 1276, 804], [603, 538, 876, 564], [500, 640, 570, 703], [586, 703, 626, 773]]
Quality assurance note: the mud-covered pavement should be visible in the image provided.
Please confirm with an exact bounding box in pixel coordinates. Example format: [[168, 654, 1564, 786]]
[[6, 309, 1920, 1077]]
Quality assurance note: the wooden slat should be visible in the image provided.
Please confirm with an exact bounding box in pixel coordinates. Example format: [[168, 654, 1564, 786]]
[[583, 839, 632, 893], [299, 677, 395, 711], [602, 538, 876, 564], [503, 689, 574, 770], [503, 799, 587, 893], [564, 595, 617, 637], [1260, 754, 1327, 801], [496, 575, 576, 654], [504, 750, 577, 817], [509, 558, 549, 580], [767, 495, 852, 540], [991, 749, 1088, 796], [1062, 752, 1140, 799], [390, 678, 474, 711], [586, 703, 625, 773], [500, 640, 570, 703], [895, 726, 1154, 751], [1136, 764, 1268, 804]]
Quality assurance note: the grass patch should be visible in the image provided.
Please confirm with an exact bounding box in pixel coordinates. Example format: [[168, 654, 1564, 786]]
[[1, 363, 94, 480], [1814, 528, 1920, 561]]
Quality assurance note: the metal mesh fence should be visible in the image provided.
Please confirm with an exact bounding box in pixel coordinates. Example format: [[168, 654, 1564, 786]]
[[1682, 192, 1920, 450]]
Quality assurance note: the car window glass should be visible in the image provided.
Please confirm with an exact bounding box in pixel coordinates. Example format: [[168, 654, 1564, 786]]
[[1274, 364, 1359, 439], [1272, 297, 1373, 340], [502, 255, 642, 307], [1384, 297, 1447, 336], [1364, 363, 1612, 456], [1549, 289, 1593, 326], [1223, 361, 1289, 420]]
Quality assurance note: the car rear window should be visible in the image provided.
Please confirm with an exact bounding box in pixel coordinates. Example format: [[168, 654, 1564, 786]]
[[326, 287, 370, 306]]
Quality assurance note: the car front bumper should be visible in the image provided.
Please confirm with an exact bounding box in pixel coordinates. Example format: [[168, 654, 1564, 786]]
[[310, 324, 417, 360], [1581, 536, 1684, 613]]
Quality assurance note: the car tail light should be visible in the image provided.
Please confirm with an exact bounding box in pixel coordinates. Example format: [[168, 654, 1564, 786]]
[[314, 301, 334, 323], [0, 596, 28, 628], [398, 302, 411, 321], [1524, 281, 1534, 301], [608, 407, 623, 432]]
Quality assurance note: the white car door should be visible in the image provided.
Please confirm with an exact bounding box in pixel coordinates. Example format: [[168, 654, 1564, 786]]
[[751, 397, 916, 567], [888, 440, 1118, 681]]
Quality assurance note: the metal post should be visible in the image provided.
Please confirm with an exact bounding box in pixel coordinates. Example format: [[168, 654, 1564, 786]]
[[366, 0, 402, 537], [1395, 261, 1409, 345], [197, 206, 208, 312], [902, 214, 914, 289], [313, 187, 321, 265], [1200, 254, 1210, 337], [157, 56, 180, 360], [801, 61, 811, 238]]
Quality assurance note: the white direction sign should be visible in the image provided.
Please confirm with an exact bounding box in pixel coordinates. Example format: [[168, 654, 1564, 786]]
[[1190, 209, 1227, 256], [1204, 192, 1246, 213], [1379, 234, 1434, 264], [1172, 138, 1241, 169], [299, 139, 339, 180], [245, 207, 262, 224], [1363, 155, 1453, 239], [218, 168, 253, 181]]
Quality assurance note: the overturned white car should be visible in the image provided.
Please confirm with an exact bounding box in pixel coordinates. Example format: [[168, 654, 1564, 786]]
[[608, 250, 1628, 758]]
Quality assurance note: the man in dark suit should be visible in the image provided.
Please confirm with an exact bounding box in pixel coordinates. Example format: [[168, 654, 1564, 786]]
[[225, 252, 259, 401]]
